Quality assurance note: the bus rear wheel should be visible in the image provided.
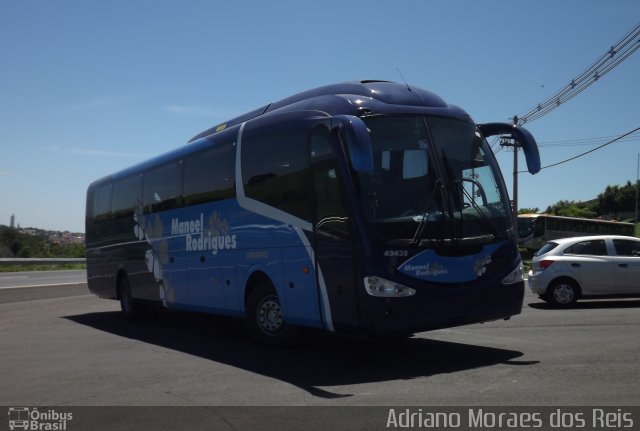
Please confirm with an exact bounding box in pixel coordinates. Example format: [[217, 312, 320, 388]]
[[118, 276, 143, 320], [246, 282, 299, 346]]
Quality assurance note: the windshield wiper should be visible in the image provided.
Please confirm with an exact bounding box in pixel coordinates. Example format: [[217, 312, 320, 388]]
[[411, 179, 445, 246], [455, 179, 500, 239]]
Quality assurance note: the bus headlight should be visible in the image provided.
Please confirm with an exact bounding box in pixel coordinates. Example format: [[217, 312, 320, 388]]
[[364, 276, 416, 297], [501, 260, 524, 285]]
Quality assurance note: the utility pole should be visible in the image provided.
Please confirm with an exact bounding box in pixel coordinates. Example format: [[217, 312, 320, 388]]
[[500, 136, 519, 230], [513, 138, 518, 218], [500, 116, 521, 232], [635, 153, 639, 235]]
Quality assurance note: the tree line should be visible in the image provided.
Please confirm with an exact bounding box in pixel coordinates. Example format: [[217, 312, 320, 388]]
[[519, 180, 639, 220], [0, 226, 85, 258]]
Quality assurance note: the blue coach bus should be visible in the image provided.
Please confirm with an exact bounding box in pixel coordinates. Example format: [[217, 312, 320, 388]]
[[86, 80, 540, 344]]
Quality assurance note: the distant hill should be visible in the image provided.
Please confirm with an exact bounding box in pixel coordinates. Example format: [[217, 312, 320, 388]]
[[0, 225, 85, 258]]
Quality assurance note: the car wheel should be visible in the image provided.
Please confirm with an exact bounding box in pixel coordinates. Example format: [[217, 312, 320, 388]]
[[547, 279, 579, 307], [246, 282, 299, 346]]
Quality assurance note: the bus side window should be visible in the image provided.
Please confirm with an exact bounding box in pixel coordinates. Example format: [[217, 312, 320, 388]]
[[242, 129, 313, 222], [93, 183, 112, 223], [109, 175, 142, 241], [533, 219, 545, 237], [184, 140, 236, 206], [88, 183, 113, 243], [112, 175, 142, 219], [143, 161, 183, 214]]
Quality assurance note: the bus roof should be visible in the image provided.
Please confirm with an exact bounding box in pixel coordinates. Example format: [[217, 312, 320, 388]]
[[188, 80, 470, 142], [88, 80, 471, 189]]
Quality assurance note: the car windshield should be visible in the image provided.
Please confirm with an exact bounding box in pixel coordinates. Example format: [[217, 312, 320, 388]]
[[357, 115, 512, 246]]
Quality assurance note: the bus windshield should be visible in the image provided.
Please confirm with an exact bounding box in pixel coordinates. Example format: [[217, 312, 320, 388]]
[[358, 115, 512, 245], [517, 217, 535, 238]]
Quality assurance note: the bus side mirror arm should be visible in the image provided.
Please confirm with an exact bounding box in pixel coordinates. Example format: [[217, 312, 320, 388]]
[[478, 123, 541, 175], [318, 115, 373, 174]]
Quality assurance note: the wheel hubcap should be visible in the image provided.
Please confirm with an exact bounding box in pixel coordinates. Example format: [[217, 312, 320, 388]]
[[554, 285, 574, 304], [257, 296, 284, 335]]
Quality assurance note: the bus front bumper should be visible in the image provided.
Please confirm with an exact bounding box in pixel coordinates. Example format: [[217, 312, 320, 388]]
[[359, 281, 525, 336]]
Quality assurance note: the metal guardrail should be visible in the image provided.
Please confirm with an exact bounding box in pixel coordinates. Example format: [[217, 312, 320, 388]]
[[0, 258, 86, 266]]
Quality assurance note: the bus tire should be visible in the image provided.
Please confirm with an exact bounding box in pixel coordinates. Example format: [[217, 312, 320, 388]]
[[245, 282, 299, 346], [546, 279, 579, 307], [118, 276, 143, 320]]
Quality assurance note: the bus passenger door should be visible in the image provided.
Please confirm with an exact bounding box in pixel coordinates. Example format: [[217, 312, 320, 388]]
[[311, 151, 359, 332]]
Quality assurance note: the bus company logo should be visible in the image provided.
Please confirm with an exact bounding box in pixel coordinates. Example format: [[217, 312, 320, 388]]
[[402, 263, 448, 278], [133, 207, 237, 307], [170, 212, 237, 255], [8, 407, 73, 430], [474, 254, 492, 277]]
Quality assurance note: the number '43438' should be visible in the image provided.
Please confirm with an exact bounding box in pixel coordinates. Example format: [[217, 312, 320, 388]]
[[384, 249, 408, 257]]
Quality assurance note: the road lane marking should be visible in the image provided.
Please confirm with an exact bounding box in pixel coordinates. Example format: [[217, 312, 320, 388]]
[[0, 282, 87, 290]]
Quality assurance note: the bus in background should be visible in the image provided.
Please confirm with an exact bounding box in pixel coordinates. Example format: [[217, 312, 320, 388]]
[[517, 213, 635, 251], [86, 80, 541, 344]]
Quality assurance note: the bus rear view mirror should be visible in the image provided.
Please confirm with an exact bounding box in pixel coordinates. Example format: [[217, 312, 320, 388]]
[[478, 123, 541, 174], [332, 115, 374, 174]]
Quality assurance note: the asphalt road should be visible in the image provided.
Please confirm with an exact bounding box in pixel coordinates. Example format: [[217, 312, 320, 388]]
[[0, 270, 86, 288], [0, 270, 87, 304], [1, 274, 639, 410]]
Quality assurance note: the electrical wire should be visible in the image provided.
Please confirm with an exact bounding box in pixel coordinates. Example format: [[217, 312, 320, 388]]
[[516, 126, 640, 173], [517, 23, 640, 125], [538, 134, 640, 147]]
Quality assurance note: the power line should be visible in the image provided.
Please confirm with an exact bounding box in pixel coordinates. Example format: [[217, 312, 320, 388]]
[[538, 134, 640, 147], [517, 22, 640, 125], [517, 126, 640, 173]]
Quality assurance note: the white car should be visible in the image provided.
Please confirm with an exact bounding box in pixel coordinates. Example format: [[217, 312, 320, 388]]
[[528, 235, 640, 306]]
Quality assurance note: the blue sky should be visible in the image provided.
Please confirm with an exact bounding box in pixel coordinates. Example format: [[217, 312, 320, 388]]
[[1, 1, 639, 232]]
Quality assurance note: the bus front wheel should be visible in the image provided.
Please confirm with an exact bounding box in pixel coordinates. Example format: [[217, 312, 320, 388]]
[[246, 282, 299, 346]]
